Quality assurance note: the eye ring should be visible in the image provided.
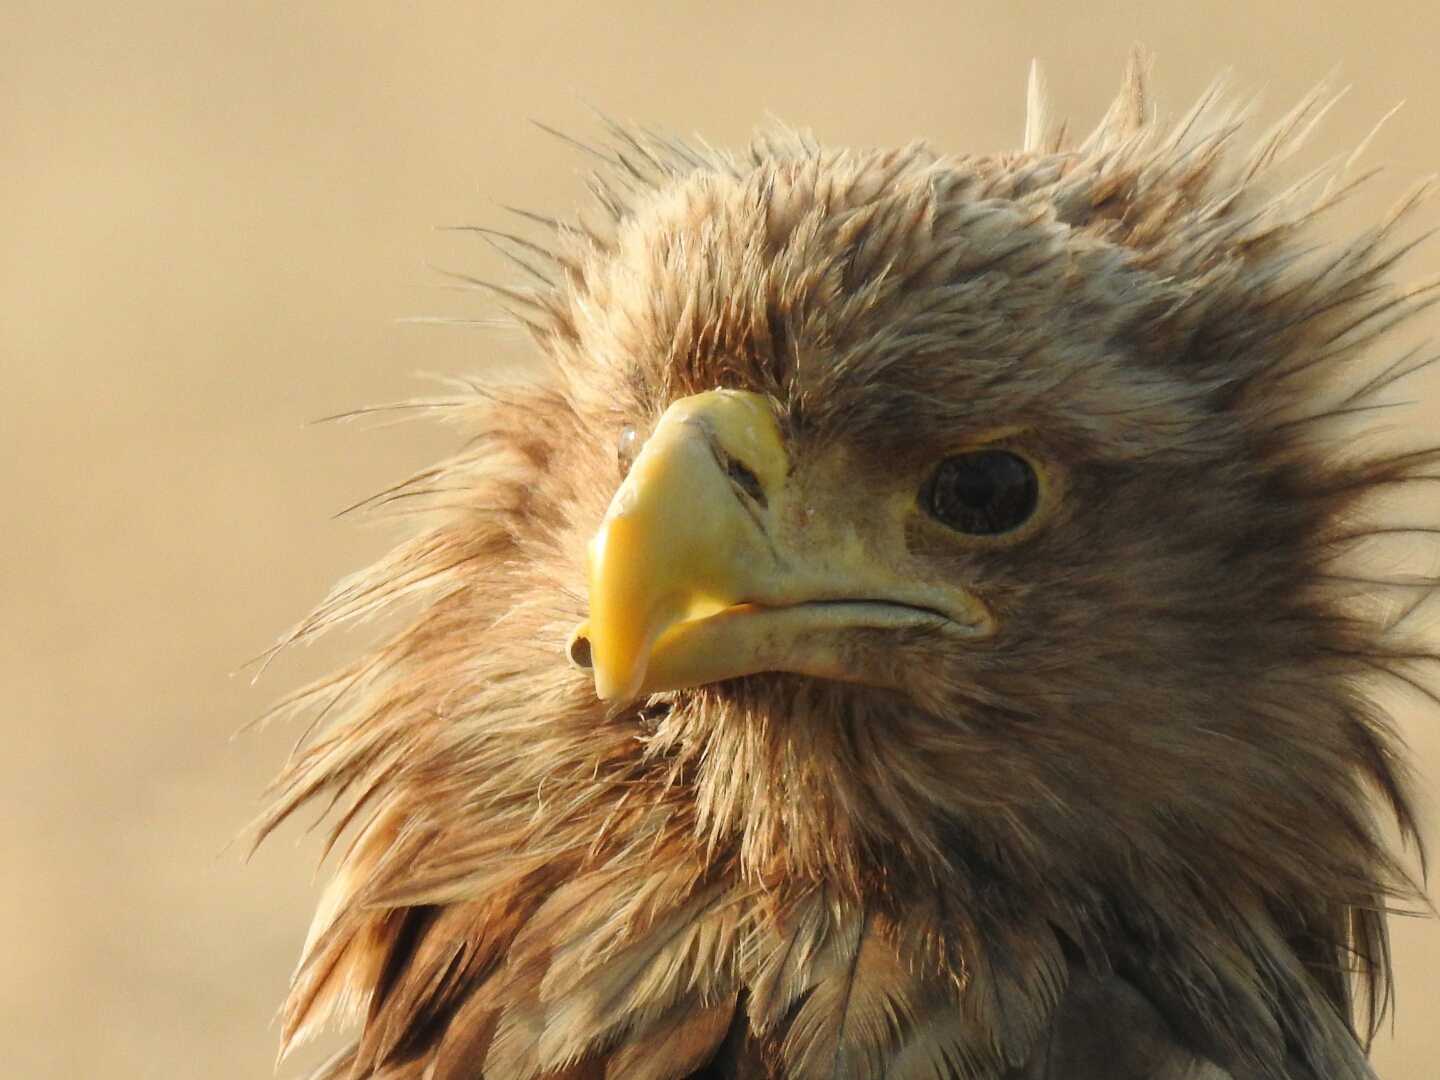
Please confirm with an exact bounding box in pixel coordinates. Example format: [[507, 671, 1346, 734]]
[[922, 449, 1039, 535]]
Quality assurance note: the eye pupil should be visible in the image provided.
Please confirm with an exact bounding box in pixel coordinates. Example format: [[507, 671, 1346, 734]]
[[925, 450, 1038, 535]]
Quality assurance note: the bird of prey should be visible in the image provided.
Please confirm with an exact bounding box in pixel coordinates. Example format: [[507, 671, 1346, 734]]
[[259, 55, 1438, 1080]]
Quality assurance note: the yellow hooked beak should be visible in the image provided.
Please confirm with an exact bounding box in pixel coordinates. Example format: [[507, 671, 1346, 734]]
[[568, 389, 991, 704]]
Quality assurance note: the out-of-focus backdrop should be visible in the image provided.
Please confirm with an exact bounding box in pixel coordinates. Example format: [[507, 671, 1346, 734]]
[[5, 3, 1439, 1077]]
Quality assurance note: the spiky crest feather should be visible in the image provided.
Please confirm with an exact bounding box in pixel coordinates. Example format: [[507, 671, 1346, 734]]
[[259, 56, 1436, 1079]]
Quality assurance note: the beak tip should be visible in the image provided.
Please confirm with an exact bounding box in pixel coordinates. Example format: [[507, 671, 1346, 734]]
[[569, 621, 647, 704], [592, 665, 642, 705]]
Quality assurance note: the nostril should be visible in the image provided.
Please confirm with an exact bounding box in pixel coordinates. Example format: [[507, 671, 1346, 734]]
[[725, 456, 767, 508], [567, 628, 593, 669]]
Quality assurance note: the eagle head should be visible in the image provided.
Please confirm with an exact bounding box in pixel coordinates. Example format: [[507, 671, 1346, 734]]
[[261, 58, 1435, 1080]]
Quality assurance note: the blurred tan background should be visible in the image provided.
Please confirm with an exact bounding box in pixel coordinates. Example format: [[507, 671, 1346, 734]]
[[5, 2, 1439, 1077]]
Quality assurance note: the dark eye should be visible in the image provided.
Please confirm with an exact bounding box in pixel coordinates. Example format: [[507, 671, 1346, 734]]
[[617, 424, 640, 475], [924, 450, 1039, 535]]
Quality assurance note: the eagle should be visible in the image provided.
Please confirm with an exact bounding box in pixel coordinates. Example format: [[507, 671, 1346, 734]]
[[258, 55, 1438, 1080]]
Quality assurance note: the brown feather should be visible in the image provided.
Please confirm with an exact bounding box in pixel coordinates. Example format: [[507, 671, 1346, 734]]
[[778, 908, 914, 1079], [603, 997, 739, 1080]]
